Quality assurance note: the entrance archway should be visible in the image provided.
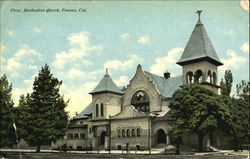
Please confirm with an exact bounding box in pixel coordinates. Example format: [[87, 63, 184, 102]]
[[100, 131, 106, 145], [157, 129, 166, 144]]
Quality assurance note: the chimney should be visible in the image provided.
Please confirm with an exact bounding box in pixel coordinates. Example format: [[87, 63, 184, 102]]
[[164, 70, 170, 79]]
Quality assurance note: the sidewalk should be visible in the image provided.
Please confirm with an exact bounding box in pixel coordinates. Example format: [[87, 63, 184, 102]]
[[1, 148, 249, 157], [0, 148, 169, 154]]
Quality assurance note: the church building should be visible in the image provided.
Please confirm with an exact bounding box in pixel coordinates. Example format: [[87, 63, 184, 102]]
[[52, 14, 226, 151]]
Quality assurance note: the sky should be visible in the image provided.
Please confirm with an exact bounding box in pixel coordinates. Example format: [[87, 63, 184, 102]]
[[1, 1, 249, 117]]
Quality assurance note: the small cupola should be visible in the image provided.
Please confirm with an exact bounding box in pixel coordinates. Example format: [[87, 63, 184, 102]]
[[164, 70, 171, 79], [89, 68, 123, 95]]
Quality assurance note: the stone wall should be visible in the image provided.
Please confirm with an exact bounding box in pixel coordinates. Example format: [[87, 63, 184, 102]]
[[91, 93, 122, 119], [122, 65, 161, 112], [110, 117, 150, 149]]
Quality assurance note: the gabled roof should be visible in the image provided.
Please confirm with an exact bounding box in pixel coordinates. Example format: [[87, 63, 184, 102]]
[[89, 70, 123, 95], [177, 20, 223, 66], [73, 103, 93, 119], [144, 71, 183, 98]]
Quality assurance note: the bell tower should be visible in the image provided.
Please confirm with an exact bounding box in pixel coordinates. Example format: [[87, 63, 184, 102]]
[[177, 11, 223, 93], [89, 69, 123, 119]]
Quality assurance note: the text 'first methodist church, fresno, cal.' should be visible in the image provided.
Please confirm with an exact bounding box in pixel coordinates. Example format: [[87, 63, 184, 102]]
[[52, 13, 230, 151]]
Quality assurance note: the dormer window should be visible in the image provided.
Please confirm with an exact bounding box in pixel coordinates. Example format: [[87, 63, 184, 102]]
[[131, 90, 150, 112]]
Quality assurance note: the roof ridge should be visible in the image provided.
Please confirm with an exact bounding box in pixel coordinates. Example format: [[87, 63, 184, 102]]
[[89, 72, 123, 94], [177, 20, 223, 66], [199, 23, 208, 57], [145, 71, 183, 80]]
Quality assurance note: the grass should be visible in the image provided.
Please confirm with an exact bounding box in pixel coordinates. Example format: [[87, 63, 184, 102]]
[[0, 152, 248, 159]]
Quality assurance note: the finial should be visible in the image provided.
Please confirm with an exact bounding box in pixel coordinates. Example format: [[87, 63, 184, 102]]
[[105, 68, 108, 75], [196, 10, 202, 21]]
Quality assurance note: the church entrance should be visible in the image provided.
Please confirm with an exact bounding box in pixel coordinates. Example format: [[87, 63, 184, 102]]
[[157, 129, 166, 144], [100, 131, 106, 145]]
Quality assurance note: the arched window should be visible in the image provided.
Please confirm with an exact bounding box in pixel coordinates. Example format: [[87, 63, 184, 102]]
[[207, 70, 212, 83], [96, 104, 99, 117], [195, 70, 203, 83], [122, 129, 125, 137], [137, 128, 141, 137], [132, 129, 135, 137], [131, 91, 150, 112], [101, 103, 104, 116], [186, 71, 194, 84], [127, 129, 130, 137], [117, 129, 121, 137], [213, 72, 217, 85]]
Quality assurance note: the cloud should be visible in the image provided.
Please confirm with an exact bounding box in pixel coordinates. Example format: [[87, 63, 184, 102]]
[[67, 68, 86, 79], [5, 59, 22, 76], [223, 30, 234, 36], [240, 42, 249, 53], [4, 45, 42, 76], [240, 0, 249, 11], [12, 88, 25, 106], [63, 81, 98, 117], [56, 68, 103, 84], [104, 54, 141, 71], [15, 45, 42, 59], [52, 32, 102, 69], [6, 29, 14, 36], [27, 64, 38, 70], [0, 45, 6, 66], [1, 44, 5, 54], [120, 33, 131, 40], [138, 35, 150, 44], [114, 76, 129, 87], [220, 49, 247, 72], [150, 48, 184, 76], [22, 74, 36, 91], [12, 80, 34, 107], [33, 27, 43, 33], [68, 32, 90, 46]]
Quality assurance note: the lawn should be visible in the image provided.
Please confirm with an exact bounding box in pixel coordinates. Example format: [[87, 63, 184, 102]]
[[0, 152, 248, 159]]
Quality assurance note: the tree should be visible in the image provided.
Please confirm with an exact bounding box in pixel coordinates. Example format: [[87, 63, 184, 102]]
[[219, 80, 249, 151], [230, 98, 248, 150], [15, 94, 31, 140], [236, 80, 249, 101], [169, 122, 186, 154], [220, 70, 233, 96], [0, 74, 16, 147], [169, 84, 230, 152], [19, 64, 69, 152]]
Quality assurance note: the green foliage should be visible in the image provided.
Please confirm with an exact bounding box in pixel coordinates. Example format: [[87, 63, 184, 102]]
[[0, 74, 16, 147], [169, 84, 230, 152], [16, 64, 69, 152], [221, 95, 249, 150], [15, 94, 31, 140], [220, 70, 233, 96], [236, 80, 249, 101]]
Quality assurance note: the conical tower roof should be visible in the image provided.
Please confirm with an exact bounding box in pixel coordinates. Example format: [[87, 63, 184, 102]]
[[89, 69, 123, 95], [177, 20, 223, 66]]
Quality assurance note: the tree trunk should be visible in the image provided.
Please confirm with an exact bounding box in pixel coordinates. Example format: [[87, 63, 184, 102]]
[[198, 135, 203, 152], [176, 143, 180, 154], [209, 131, 213, 145], [36, 145, 41, 152], [233, 140, 239, 151]]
